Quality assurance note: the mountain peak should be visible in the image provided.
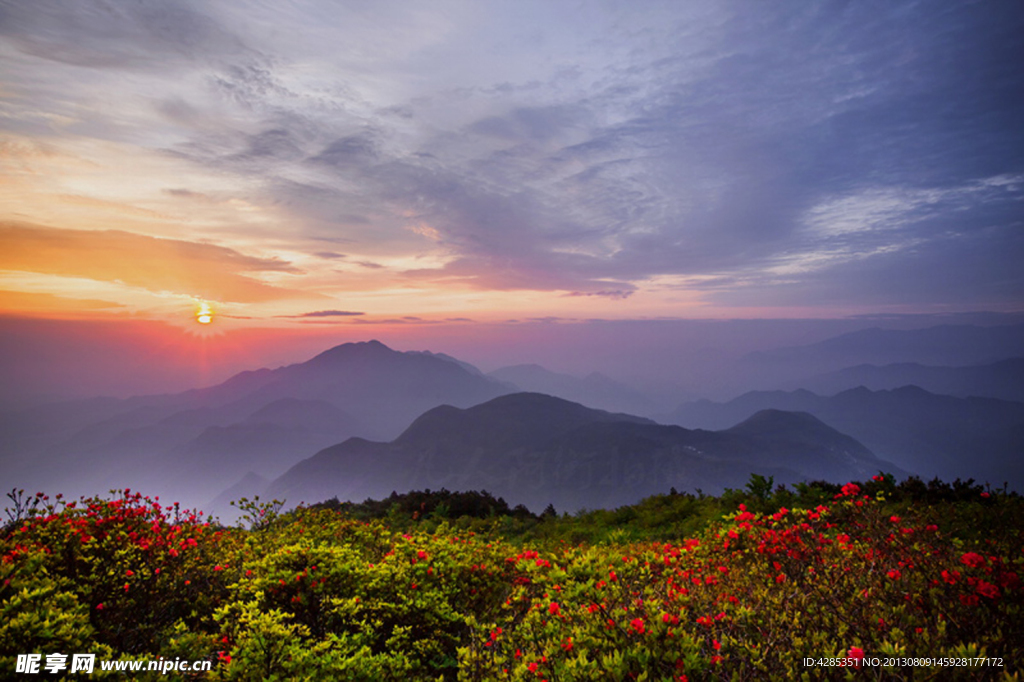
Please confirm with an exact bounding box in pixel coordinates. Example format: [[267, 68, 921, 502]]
[[395, 392, 652, 451], [728, 408, 829, 433], [306, 340, 394, 365]]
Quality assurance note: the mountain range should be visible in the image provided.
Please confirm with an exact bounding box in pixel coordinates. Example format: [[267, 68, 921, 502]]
[[736, 323, 1024, 393], [265, 392, 900, 514], [745, 323, 1024, 369], [794, 358, 1024, 402], [2, 326, 1021, 517], [487, 364, 655, 416], [665, 386, 1024, 490], [0, 341, 515, 508]]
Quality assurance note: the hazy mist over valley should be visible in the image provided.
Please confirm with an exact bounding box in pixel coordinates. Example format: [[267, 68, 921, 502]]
[[3, 318, 1022, 521]]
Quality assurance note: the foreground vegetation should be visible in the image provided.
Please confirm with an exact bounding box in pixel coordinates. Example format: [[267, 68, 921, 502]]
[[2, 475, 1022, 680]]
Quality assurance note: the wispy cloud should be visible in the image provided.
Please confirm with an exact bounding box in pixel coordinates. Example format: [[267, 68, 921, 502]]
[[285, 310, 364, 318], [0, 221, 306, 303]]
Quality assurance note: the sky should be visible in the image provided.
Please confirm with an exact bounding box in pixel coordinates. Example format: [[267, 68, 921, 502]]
[[1, 0, 1023, 398]]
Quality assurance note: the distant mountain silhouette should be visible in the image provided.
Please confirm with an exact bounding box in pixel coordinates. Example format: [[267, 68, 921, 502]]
[[488, 364, 655, 416], [233, 340, 514, 439], [0, 341, 513, 509], [126, 399, 366, 505], [265, 393, 899, 513], [666, 386, 1024, 490], [738, 324, 1024, 389], [796, 358, 1024, 402]]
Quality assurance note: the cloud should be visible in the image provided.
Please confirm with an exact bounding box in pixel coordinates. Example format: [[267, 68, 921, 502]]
[[230, 4, 1007, 306], [0, 289, 126, 315], [1, 0, 1021, 314], [286, 310, 364, 318], [564, 290, 634, 300], [0, 221, 307, 303], [0, 0, 248, 70]]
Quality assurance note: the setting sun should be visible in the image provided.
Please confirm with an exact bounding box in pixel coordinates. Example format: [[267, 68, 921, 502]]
[[195, 302, 213, 325]]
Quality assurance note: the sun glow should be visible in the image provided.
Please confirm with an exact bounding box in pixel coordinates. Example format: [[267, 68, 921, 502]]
[[195, 301, 214, 325]]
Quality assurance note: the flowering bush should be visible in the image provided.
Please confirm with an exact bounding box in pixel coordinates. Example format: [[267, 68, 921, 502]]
[[2, 479, 1022, 680]]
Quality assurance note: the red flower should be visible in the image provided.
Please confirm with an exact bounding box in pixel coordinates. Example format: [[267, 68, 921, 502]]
[[849, 646, 865, 660], [548, 602, 561, 616], [887, 569, 901, 580], [976, 581, 1000, 600], [961, 552, 985, 568], [630, 618, 646, 634]]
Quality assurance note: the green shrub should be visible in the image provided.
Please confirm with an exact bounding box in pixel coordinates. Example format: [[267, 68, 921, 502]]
[[3, 479, 1022, 680]]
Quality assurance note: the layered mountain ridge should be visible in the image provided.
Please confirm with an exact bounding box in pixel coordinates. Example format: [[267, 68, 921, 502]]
[[265, 392, 900, 514], [2, 330, 1020, 520], [666, 385, 1024, 489], [0, 340, 515, 508]]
